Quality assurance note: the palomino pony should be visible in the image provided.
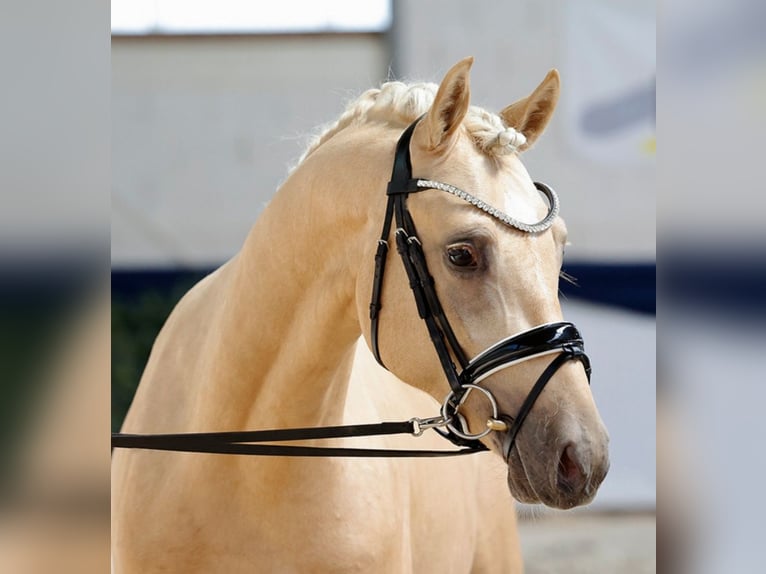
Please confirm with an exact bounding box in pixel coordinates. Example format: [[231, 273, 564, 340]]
[[112, 57, 609, 573]]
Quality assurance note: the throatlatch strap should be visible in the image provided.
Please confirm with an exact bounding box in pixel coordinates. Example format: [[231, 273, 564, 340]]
[[370, 119, 423, 367], [369, 203, 393, 366]]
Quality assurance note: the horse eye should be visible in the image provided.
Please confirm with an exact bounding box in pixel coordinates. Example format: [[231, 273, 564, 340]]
[[447, 245, 478, 268]]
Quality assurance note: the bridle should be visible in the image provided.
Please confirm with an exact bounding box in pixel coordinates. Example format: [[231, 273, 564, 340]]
[[367, 117, 591, 457], [112, 118, 591, 461]]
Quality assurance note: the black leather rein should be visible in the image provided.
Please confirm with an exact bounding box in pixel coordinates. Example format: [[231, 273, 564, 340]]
[[112, 117, 590, 459], [112, 422, 482, 458]]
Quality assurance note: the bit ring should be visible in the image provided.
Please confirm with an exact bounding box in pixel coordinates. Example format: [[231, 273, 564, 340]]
[[441, 384, 499, 441]]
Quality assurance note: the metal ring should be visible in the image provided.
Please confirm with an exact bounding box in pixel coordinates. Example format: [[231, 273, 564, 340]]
[[440, 384, 499, 441]]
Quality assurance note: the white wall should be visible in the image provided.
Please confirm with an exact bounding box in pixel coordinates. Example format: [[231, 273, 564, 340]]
[[112, 34, 390, 266], [112, 2, 656, 265], [393, 0, 655, 262]]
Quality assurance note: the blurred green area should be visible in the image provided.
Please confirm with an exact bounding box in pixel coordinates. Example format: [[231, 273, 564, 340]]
[[0, 264, 99, 496], [0, 293, 62, 492], [111, 272, 207, 432]]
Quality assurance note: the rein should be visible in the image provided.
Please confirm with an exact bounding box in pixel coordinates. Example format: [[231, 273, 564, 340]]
[[112, 421, 484, 457], [112, 118, 590, 459]]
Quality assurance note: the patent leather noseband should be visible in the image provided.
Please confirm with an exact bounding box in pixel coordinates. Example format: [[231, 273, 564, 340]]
[[368, 118, 591, 457]]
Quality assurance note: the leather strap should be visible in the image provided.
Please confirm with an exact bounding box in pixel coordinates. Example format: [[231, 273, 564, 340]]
[[460, 323, 586, 384], [394, 223, 464, 395], [111, 442, 483, 458], [112, 420, 487, 458], [502, 349, 588, 459], [370, 119, 422, 367], [373, 116, 469, 380]]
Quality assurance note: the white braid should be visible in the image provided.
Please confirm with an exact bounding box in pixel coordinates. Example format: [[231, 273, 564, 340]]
[[463, 107, 526, 155], [296, 82, 526, 167]]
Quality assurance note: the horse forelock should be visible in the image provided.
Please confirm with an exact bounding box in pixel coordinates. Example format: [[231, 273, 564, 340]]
[[294, 81, 527, 169]]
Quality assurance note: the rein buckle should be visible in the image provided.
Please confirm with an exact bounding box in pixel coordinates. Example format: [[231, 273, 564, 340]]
[[409, 415, 451, 437]]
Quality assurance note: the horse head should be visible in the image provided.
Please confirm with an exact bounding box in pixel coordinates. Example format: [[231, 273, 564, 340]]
[[355, 58, 610, 509]]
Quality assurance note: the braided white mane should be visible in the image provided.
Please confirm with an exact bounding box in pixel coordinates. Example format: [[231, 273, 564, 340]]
[[296, 81, 526, 167]]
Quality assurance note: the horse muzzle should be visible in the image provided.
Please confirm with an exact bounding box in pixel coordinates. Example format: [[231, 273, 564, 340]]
[[441, 322, 592, 453], [441, 322, 609, 509]]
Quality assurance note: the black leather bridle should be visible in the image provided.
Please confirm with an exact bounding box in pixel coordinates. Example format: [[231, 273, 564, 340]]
[[112, 118, 591, 460], [367, 117, 591, 456]]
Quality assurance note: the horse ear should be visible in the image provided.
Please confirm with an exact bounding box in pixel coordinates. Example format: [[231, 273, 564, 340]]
[[499, 69, 560, 152], [418, 57, 473, 151]]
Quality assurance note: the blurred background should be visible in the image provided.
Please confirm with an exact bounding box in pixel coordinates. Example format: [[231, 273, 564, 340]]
[[0, 0, 714, 572], [109, 0, 655, 571], [7, 1, 766, 570]]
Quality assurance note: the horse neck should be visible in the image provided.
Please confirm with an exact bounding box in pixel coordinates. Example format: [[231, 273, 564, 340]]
[[199, 127, 389, 431]]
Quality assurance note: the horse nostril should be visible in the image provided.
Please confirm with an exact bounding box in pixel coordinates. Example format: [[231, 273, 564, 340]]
[[557, 443, 586, 494]]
